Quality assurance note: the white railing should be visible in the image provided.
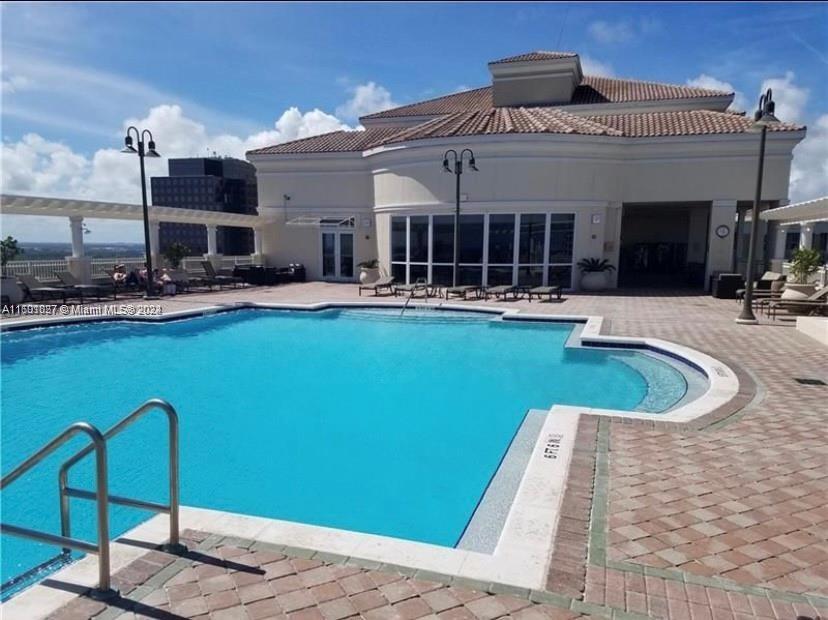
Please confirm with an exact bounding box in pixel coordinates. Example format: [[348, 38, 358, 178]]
[[3, 259, 68, 282]]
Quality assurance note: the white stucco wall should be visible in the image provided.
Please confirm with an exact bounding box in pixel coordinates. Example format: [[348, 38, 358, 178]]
[[249, 129, 804, 287]]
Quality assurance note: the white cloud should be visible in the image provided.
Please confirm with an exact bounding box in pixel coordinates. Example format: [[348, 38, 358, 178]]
[[761, 71, 809, 123], [686, 74, 746, 111], [587, 18, 661, 45], [581, 56, 615, 78], [1, 73, 33, 94], [789, 114, 828, 203], [1, 100, 360, 241], [588, 20, 634, 44], [335, 82, 398, 120]]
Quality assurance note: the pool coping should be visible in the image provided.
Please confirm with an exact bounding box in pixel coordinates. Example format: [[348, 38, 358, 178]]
[[1, 300, 744, 618]]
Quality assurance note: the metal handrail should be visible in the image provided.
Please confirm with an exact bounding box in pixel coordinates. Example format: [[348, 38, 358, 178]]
[[59, 398, 184, 554], [0, 422, 116, 598]]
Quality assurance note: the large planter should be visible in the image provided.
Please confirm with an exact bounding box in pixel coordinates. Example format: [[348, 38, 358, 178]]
[[580, 271, 609, 292], [359, 267, 380, 284], [1, 276, 24, 304], [781, 283, 817, 301]]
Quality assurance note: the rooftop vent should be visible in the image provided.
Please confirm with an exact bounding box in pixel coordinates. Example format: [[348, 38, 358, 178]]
[[488, 51, 583, 108]]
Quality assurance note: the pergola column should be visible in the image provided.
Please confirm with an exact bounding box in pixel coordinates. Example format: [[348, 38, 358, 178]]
[[204, 224, 221, 267], [66, 216, 92, 283], [252, 227, 264, 265], [799, 221, 814, 250], [149, 220, 161, 269], [706, 200, 738, 290]]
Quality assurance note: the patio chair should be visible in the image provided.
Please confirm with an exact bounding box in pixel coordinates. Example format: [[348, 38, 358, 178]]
[[528, 285, 563, 302], [766, 287, 828, 320], [201, 261, 243, 288], [56, 271, 114, 302], [358, 275, 395, 296], [18, 274, 71, 303], [444, 285, 481, 300], [168, 270, 208, 293], [484, 285, 518, 301]]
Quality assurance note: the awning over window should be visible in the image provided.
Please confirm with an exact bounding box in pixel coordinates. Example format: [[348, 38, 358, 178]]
[[285, 215, 355, 227]]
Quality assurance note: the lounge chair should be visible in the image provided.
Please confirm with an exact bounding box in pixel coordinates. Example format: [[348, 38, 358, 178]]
[[358, 275, 395, 296], [528, 285, 562, 302], [737, 272, 786, 301], [18, 274, 71, 303], [55, 271, 114, 302], [201, 261, 243, 288], [766, 287, 828, 320], [444, 285, 481, 300], [394, 278, 431, 298], [485, 285, 518, 301], [168, 269, 208, 292]]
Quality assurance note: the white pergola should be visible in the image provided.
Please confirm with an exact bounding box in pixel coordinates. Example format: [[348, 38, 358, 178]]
[[761, 196, 828, 225], [0, 193, 274, 260]]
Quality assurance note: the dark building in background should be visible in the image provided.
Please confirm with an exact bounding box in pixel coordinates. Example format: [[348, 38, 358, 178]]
[[150, 157, 258, 255]]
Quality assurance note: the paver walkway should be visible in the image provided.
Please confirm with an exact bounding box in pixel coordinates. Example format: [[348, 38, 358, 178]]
[[4, 283, 825, 619]]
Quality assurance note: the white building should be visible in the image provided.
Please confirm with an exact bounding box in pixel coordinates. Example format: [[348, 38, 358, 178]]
[[247, 51, 806, 289]]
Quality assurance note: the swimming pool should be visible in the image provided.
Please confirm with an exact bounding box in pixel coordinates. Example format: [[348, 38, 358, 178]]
[[0, 307, 692, 594]]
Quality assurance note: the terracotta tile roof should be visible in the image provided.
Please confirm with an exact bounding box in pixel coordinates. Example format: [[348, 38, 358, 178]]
[[361, 77, 732, 120], [586, 110, 804, 137], [383, 108, 623, 144], [246, 127, 402, 155], [248, 110, 803, 156], [489, 51, 578, 64]]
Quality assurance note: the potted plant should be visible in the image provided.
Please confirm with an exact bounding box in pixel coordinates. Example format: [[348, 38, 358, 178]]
[[358, 259, 380, 284], [163, 242, 191, 269], [577, 258, 615, 292], [1, 236, 24, 304], [782, 247, 823, 302]]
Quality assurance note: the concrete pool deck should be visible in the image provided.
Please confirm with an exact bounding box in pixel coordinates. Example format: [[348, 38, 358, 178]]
[[1, 283, 827, 619]]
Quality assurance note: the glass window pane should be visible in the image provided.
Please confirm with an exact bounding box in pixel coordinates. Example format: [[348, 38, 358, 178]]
[[339, 234, 354, 278], [487, 266, 514, 286], [517, 266, 544, 287], [391, 217, 407, 262], [549, 214, 575, 264], [391, 263, 407, 283], [458, 214, 484, 263], [548, 265, 572, 288], [432, 265, 453, 286], [519, 214, 546, 264], [322, 233, 336, 277], [488, 214, 515, 264], [410, 216, 429, 262], [458, 266, 482, 286], [433, 215, 454, 263], [410, 264, 428, 283]]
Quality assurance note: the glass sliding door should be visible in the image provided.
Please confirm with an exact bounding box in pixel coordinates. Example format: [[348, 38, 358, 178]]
[[390, 216, 408, 282], [487, 214, 516, 285], [458, 214, 484, 285], [339, 233, 354, 279], [322, 232, 336, 279], [431, 215, 455, 285], [548, 214, 575, 287], [517, 213, 546, 286], [320, 230, 355, 281], [387, 211, 575, 289]]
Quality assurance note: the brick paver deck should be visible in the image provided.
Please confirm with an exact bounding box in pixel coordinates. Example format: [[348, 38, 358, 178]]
[[5, 283, 826, 619]]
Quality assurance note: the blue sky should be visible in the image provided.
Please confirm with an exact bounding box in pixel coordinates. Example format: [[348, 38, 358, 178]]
[[2, 2, 827, 241]]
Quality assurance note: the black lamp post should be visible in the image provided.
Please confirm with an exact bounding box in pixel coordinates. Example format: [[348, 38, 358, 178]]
[[442, 149, 478, 287], [121, 126, 161, 299], [736, 89, 778, 324]]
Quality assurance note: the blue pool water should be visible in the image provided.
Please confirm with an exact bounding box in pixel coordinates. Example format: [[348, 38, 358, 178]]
[[0, 308, 689, 591]]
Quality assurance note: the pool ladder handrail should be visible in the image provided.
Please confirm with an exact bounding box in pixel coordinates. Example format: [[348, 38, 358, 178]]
[[0, 398, 184, 600]]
